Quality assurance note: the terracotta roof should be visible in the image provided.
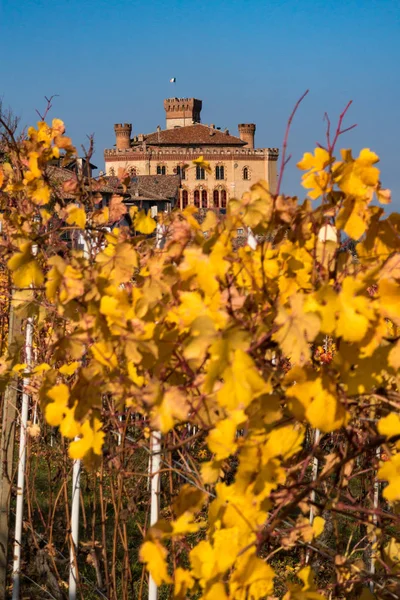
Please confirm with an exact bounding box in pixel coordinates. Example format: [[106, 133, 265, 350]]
[[104, 175, 180, 202], [127, 175, 180, 201], [45, 166, 116, 199], [45, 167, 180, 204], [141, 124, 246, 147]]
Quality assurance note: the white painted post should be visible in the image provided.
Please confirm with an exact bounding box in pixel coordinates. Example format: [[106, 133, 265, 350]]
[[11, 317, 33, 600], [68, 229, 87, 599], [69, 456, 81, 600], [11, 234, 38, 600], [147, 222, 165, 600], [370, 446, 380, 592], [148, 431, 161, 600], [306, 427, 321, 564]]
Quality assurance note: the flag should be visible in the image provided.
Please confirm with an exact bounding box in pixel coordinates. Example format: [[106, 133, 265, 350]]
[[169, 78, 176, 83]]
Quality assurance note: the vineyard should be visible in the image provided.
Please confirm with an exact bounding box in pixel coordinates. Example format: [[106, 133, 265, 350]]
[[0, 109, 399, 600]]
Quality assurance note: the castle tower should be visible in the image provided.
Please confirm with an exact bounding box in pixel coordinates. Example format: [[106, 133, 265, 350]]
[[164, 98, 202, 130], [114, 123, 132, 150], [238, 123, 256, 149]]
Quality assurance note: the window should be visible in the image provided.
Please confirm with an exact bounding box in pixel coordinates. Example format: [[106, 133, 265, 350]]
[[201, 190, 207, 208], [176, 166, 186, 180], [213, 189, 219, 207], [182, 190, 188, 208], [215, 165, 225, 180], [243, 167, 249, 180], [157, 165, 166, 175], [194, 190, 200, 208], [221, 189, 227, 208], [237, 228, 244, 235], [196, 166, 205, 180]]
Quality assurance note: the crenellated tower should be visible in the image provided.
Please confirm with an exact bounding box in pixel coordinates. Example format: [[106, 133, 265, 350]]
[[114, 123, 132, 150], [163, 98, 202, 129], [238, 123, 256, 149]]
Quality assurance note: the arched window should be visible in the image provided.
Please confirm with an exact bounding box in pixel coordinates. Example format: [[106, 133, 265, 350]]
[[157, 165, 166, 175], [201, 190, 207, 208], [221, 189, 227, 208], [213, 189, 219, 207], [243, 167, 249, 180], [215, 165, 225, 180], [196, 166, 205, 180], [194, 190, 200, 208], [176, 165, 186, 180], [182, 189, 188, 209]]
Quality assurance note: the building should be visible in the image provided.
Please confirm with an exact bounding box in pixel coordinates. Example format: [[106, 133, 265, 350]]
[[104, 98, 279, 209]]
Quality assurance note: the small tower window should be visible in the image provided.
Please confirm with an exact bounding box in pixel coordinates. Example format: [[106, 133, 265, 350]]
[[213, 189, 219, 207], [221, 189, 227, 208], [157, 165, 166, 175], [202, 190, 207, 208], [194, 190, 200, 208], [196, 166, 205, 180], [215, 165, 225, 180], [182, 189, 188, 208], [176, 166, 186, 180], [243, 167, 249, 180]]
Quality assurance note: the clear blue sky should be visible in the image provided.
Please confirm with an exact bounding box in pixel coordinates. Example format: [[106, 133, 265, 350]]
[[1, 0, 399, 208]]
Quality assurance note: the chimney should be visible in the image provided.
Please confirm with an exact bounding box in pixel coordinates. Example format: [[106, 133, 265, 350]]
[[114, 123, 132, 150], [238, 123, 256, 149]]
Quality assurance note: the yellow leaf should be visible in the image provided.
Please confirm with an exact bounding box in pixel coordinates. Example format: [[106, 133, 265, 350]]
[[30, 180, 51, 205], [12, 363, 27, 373], [68, 418, 104, 459], [193, 155, 212, 173], [217, 349, 269, 411], [140, 540, 172, 585], [207, 417, 238, 461], [213, 527, 241, 573], [378, 413, 400, 439], [378, 454, 400, 502], [59, 362, 80, 376], [174, 568, 194, 600], [8, 242, 44, 288], [134, 210, 156, 234], [379, 278, 400, 325], [190, 540, 215, 581], [231, 554, 275, 599], [273, 294, 320, 366], [151, 387, 188, 433], [91, 340, 118, 369], [203, 583, 229, 600], [59, 404, 81, 439], [297, 148, 332, 172], [201, 210, 217, 232], [336, 278, 373, 342], [312, 516, 325, 538], [286, 369, 348, 432], [334, 148, 380, 198], [264, 425, 304, 462], [66, 204, 86, 229], [389, 341, 400, 370], [336, 196, 371, 240], [45, 383, 70, 427]]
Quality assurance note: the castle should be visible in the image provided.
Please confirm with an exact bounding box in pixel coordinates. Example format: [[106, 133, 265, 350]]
[[104, 98, 279, 209]]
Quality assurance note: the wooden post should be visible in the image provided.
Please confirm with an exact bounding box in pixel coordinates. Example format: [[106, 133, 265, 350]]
[[0, 301, 21, 600]]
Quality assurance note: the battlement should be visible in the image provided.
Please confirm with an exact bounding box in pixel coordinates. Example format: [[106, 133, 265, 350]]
[[114, 123, 132, 150], [164, 98, 202, 129], [238, 123, 256, 149], [104, 146, 279, 159], [238, 123, 256, 131]]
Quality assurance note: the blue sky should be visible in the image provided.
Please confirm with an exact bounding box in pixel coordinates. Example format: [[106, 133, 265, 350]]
[[1, 0, 399, 208]]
